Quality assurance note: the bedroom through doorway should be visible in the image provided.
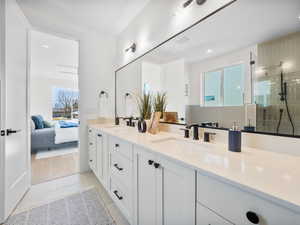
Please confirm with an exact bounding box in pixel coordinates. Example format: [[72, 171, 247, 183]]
[[29, 30, 80, 185]]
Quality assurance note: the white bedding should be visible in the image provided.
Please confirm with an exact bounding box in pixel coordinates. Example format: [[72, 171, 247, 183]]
[[55, 124, 79, 144]]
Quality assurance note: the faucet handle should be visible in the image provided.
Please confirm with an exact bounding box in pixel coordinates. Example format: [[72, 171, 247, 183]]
[[180, 128, 190, 138], [204, 132, 216, 142]]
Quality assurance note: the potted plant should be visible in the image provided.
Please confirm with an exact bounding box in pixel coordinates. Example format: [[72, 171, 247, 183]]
[[153, 92, 167, 119], [136, 93, 152, 132]]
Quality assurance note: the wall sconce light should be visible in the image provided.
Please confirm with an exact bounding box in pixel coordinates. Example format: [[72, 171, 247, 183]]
[[125, 43, 136, 53], [183, 0, 206, 8]]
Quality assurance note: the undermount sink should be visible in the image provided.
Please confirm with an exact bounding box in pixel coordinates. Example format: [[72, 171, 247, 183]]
[[151, 137, 218, 153]]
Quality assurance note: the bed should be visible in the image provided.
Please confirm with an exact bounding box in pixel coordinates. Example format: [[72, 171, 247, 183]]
[[31, 119, 79, 153]]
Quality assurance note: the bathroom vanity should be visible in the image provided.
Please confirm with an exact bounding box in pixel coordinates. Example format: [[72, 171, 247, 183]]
[[87, 124, 300, 225]]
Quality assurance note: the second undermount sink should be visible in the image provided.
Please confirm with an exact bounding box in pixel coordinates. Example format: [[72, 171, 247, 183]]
[[151, 137, 211, 151], [150, 137, 222, 155]]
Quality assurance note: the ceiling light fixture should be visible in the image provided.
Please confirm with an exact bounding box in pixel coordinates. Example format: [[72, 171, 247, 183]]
[[125, 43, 136, 53], [183, 0, 206, 8]]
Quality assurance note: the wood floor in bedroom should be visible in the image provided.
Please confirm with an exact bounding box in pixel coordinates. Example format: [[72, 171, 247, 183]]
[[31, 151, 79, 185]]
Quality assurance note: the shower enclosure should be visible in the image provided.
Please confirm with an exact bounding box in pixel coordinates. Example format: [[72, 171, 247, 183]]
[[254, 31, 300, 136]]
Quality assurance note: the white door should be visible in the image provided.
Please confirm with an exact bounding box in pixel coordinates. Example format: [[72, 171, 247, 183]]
[[157, 157, 195, 225], [136, 148, 157, 225], [0, 0, 31, 222]]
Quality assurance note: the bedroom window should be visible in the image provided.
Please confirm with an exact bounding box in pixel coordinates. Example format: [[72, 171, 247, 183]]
[[203, 64, 245, 106], [52, 87, 79, 120]]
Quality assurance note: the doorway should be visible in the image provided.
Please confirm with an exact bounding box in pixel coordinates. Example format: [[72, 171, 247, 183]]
[[29, 30, 80, 185]]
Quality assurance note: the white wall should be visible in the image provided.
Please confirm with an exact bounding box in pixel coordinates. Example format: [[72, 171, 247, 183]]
[[30, 30, 79, 120], [116, 60, 141, 118], [30, 77, 78, 120], [142, 61, 162, 94], [78, 32, 116, 172], [161, 59, 187, 120], [116, 0, 234, 68]]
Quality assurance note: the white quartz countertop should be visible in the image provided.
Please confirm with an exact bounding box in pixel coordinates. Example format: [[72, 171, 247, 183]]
[[89, 124, 300, 214]]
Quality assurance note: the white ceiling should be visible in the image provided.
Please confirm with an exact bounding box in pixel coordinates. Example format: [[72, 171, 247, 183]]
[[143, 0, 300, 64], [17, 0, 151, 35]]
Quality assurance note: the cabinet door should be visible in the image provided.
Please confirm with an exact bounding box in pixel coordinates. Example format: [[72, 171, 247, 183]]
[[89, 148, 96, 172], [197, 203, 233, 225], [96, 132, 104, 181], [157, 158, 196, 225], [136, 148, 158, 225]]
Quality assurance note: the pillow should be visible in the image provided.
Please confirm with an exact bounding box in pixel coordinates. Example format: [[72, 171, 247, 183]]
[[43, 120, 54, 128], [31, 115, 44, 129]]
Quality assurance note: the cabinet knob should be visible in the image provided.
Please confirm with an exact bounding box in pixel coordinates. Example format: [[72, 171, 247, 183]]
[[115, 144, 119, 148], [246, 211, 260, 224], [89, 143, 93, 146], [154, 162, 160, 169], [89, 160, 93, 162], [97, 134, 102, 137], [148, 160, 154, 165]]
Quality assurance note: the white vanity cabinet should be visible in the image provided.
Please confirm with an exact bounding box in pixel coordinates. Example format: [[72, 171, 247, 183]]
[[134, 146, 195, 225], [87, 126, 300, 225], [197, 173, 300, 225]]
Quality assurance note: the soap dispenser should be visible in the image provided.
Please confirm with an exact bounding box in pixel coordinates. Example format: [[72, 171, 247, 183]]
[[228, 122, 241, 152]]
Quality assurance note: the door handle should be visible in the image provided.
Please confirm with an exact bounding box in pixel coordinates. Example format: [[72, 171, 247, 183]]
[[113, 190, 123, 200], [6, 129, 21, 136], [114, 163, 123, 171]]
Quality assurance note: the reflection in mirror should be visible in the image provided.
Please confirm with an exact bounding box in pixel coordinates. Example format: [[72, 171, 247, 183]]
[[116, 0, 300, 136]]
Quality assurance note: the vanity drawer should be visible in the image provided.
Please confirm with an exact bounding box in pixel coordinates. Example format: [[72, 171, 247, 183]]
[[197, 173, 300, 225], [110, 177, 132, 223], [109, 136, 133, 161], [197, 203, 233, 225], [110, 151, 133, 190]]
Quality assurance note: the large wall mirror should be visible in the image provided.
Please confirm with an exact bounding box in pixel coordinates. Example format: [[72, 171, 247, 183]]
[[116, 0, 300, 137]]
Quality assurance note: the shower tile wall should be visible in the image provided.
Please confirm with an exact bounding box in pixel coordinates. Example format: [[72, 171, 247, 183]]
[[255, 31, 300, 135]]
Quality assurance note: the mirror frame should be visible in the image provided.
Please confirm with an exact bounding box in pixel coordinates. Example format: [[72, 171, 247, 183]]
[[114, 0, 300, 139]]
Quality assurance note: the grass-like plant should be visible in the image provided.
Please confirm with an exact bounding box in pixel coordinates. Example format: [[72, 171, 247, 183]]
[[153, 92, 167, 117], [137, 93, 152, 120]]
